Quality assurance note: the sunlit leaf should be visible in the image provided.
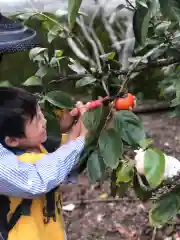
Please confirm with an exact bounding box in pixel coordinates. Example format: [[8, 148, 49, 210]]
[[68, 0, 83, 30], [23, 76, 42, 86], [87, 151, 106, 183], [99, 129, 123, 168], [144, 148, 165, 188], [45, 90, 75, 109], [76, 76, 96, 88]]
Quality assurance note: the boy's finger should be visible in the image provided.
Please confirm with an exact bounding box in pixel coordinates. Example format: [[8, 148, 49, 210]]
[[70, 108, 79, 117], [76, 101, 88, 115]]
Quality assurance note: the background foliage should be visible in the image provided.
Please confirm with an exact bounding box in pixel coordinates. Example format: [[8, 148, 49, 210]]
[[2, 0, 180, 230]]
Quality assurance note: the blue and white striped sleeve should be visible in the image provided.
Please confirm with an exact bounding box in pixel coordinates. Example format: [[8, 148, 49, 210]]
[[0, 136, 85, 198]]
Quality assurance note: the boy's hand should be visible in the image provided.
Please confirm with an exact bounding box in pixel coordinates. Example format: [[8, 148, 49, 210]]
[[57, 110, 75, 133], [57, 101, 88, 138], [68, 101, 88, 140], [75, 101, 88, 137]]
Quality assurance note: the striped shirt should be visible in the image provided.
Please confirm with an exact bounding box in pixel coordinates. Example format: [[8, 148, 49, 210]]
[[0, 136, 85, 198]]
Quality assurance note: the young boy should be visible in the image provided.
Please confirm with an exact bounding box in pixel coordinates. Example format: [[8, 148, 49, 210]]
[[0, 87, 86, 240]]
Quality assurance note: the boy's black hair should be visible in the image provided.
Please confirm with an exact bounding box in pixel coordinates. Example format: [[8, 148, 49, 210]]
[[0, 87, 37, 140]]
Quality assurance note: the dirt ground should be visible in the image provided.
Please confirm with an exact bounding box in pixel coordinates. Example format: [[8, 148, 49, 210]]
[[61, 111, 180, 240]]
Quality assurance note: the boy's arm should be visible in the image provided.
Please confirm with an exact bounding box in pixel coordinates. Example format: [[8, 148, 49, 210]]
[[0, 136, 85, 198]]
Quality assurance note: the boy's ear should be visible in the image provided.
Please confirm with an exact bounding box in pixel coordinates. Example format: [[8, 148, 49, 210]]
[[4, 136, 19, 148]]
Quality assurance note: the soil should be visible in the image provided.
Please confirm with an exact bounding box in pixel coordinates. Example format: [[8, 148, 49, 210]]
[[61, 111, 180, 240]]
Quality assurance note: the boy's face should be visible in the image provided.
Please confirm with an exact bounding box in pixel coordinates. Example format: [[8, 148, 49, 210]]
[[5, 105, 47, 149]]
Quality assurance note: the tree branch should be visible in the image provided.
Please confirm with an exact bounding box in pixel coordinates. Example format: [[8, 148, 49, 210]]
[[50, 58, 180, 84], [126, 0, 136, 10], [62, 196, 156, 206]]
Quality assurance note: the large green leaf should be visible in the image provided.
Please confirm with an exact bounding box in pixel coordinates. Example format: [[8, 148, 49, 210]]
[[87, 150, 106, 183], [47, 25, 63, 43], [113, 111, 146, 146], [116, 161, 133, 183], [99, 128, 123, 169], [23, 76, 42, 86], [68, 0, 83, 30], [0, 81, 13, 87], [100, 52, 116, 61], [83, 106, 103, 132], [133, 5, 151, 45], [159, 0, 180, 22], [29, 47, 49, 62], [144, 148, 165, 188], [76, 76, 97, 88], [149, 193, 180, 227], [45, 90, 75, 109], [136, 0, 148, 8], [139, 138, 153, 150], [68, 62, 86, 74]]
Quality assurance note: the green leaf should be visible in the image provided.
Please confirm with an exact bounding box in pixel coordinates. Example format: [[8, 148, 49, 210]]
[[14, 12, 37, 20], [0, 81, 12, 87], [45, 90, 75, 109], [144, 148, 165, 188], [47, 24, 63, 43], [149, 193, 180, 227], [68, 0, 83, 30], [133, 5, 150, 44], [87, 151, 106, 183], [55, 50, 63, 57], [159, 0, 180, 22], [100, 52, 116, 61], [29, 47, 48, 62], [139, 138, 153, 150], [133, 0, 156, 45], [136, 0, 148, 8], [76, 76, 96, 88], [83, 106, 103, 132], [23, 76, 42, 86], [116, 161, 133, 183], [133, 171, 152, 202], [99, 129, 123, 169], [68, 62, 86, 74], [113, 111, 146, 146], [155, 22, 171, 35], [50, 57, 66, 68]]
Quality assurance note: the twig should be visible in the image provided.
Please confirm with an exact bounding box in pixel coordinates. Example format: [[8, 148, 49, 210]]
[[50, 58, 180, 84], [126, 0, 136, 10], [89, 3, 101, 28], [102, 14, 121, 61], [90, 29, 105, 55], [62, 196, 156, 205], [152, 227, 157, 240]]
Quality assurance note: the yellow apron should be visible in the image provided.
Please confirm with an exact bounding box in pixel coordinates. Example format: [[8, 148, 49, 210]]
[[8, 143, 66, 240]]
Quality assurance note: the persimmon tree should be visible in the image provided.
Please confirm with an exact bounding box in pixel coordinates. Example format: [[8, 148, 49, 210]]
[[9, 0, 180, 229]]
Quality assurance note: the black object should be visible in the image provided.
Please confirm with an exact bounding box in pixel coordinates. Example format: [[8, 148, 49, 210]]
[[0, 13, 39, 54], [7, 199, 32, 232]]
